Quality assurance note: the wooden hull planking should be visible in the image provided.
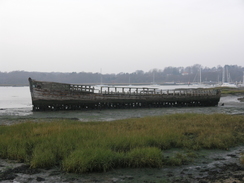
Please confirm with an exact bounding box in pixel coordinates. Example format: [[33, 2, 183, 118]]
[[28, 78, 221, 111]]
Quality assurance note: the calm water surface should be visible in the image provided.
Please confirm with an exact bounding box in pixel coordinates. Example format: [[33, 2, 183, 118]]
[[0, 86, 243, 124]]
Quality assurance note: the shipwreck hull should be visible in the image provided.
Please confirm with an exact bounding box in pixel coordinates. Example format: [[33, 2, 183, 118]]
[[28, 78, 221, 111]]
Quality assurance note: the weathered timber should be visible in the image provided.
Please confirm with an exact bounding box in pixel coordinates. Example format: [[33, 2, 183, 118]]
[[28, 78, 221, 111]]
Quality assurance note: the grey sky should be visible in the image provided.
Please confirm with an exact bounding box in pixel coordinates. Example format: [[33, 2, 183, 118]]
[[1, 0, 244, 74]]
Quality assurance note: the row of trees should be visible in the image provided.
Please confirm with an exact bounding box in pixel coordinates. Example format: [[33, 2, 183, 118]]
[[0, 65, 243, 85]]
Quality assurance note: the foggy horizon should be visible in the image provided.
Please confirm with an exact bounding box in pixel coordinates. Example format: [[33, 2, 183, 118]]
[[1, 64, 243, 76], [1, 0, 244, 74]]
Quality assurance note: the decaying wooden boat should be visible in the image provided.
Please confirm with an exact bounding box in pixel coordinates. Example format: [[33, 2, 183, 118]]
[[28, 78, 221, 111]]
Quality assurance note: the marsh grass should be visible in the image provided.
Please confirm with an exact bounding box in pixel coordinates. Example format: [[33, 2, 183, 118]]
[[240, 155, 244, 164], [0, 114, 244, 173], [217, 87, 244, 95]]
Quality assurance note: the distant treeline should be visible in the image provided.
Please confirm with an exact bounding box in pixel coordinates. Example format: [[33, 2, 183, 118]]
[[0, 64, 243, 85]]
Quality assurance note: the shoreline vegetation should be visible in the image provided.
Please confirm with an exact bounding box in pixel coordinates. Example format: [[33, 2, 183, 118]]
[[218, 87, 244, 95], [0, 113, 244, 174]]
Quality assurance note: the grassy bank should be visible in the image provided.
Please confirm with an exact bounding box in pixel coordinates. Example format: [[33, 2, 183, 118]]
[[0, 113, 244, 173], [217, 87, 244, 95]]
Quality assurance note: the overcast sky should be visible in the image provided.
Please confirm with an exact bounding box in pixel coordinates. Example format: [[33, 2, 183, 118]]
[[1, 0, 244, 74]]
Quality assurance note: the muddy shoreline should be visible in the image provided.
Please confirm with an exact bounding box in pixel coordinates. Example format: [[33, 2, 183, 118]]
[[1, 146, 244, 183]]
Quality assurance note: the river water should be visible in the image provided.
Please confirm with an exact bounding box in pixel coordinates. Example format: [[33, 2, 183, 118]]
[[0, 86, 243, 124]]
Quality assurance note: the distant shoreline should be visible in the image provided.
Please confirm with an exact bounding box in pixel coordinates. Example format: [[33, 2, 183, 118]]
[[0, 84, 29, 87], [0, 83, 185, 87]]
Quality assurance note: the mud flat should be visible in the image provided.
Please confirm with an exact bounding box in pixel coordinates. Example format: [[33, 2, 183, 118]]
[[1, 146, 244, 183], [238, 97, 244, 102]]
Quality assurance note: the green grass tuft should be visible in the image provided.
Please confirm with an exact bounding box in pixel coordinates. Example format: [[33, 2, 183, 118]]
[[62, 148, 119, 173], [126, 147, 163, 168]]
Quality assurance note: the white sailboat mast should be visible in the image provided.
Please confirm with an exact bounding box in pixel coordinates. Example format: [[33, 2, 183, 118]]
[[243, 71, 244, 84], [226, 66, 229, 83], [100, 68, 103, 85], [222, 66, 225, 83], [153, 72, 155, 84], [199, 66, 201, 84]]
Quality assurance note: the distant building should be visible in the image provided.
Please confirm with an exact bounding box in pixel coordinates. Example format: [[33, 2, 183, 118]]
[[182, 72, 189, 76]]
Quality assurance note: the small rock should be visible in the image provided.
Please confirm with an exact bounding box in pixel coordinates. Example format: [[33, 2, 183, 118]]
[[36, 177, 45, 182], [1, 173, 17, 181], [187, 173, 193, 178], [199, 181, 208, 183], [167, 173, 174, 177], [126, 176, 134, 180], [49, 170, 61, 176], [111, 178, 119, 182], [234, 174, 244, 179], [200, 169, 208, 172], [227, 154, 237, 157], [213, 157, 226, 161], [118, 176, 126, 180]]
